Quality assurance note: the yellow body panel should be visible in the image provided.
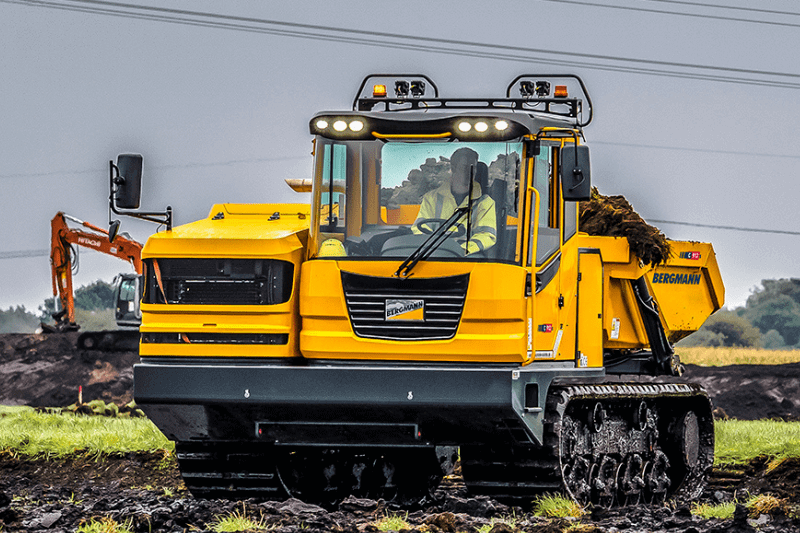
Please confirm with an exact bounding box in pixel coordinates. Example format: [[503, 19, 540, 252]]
[[299, 260, 527, 362], [139, 203, 309, 358], [577, 251, 604, 367]]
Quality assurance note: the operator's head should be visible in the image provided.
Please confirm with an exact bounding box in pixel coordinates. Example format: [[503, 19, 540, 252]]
[[449, 147, 479, 197]]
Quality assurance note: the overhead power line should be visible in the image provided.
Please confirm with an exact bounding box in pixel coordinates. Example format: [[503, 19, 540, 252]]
[[4, 0, 800, 90], [539, 0, 800, 29], [0, 155, 309, 180], [648, 220, 800, 236], [642, 0, 800, 18], [3, 217, 798, 263], [0, 249, 50, 259], [591, 141, 800, 160]]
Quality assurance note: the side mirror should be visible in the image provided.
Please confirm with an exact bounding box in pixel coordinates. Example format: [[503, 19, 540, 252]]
[[114, 154, 143, 209], [560, 145, 591, 201]]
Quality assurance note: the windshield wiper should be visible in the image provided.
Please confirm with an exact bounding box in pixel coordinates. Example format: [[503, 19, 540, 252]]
[[394, 206, 469, 278]]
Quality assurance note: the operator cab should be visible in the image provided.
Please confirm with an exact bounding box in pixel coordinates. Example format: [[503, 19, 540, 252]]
[[305, 74, 592, 274]]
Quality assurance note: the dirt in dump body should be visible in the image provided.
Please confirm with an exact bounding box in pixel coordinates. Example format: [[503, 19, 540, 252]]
[[579, 187, 672, 266]]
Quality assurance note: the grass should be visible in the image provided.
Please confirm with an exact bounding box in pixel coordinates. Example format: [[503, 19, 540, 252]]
[[746, 494, 783, 517], [715, 419, 800, 464], [691, 501, 736, 520], [0, 405, 172, 458], [476, 512, 519, 533], [691, 494, 787, 520], [532, 494, 585, 518], [76, 516, 133, 533], [675, 346, 800, 366], [208, 503, 272, 532], [372, 511, 411, 532]]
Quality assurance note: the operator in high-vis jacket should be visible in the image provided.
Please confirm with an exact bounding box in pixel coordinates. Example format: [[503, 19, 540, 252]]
[[412, 147, 497, 255]]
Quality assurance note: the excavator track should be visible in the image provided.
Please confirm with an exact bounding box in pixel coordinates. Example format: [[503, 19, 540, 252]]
[[461, 382, 714, 506]]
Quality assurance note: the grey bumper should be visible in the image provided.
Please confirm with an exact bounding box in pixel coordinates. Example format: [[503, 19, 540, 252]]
[[134, 360, 604, 446]]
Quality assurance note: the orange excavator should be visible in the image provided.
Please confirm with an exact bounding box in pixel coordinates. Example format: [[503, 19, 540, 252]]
[[47, 211, 143, 350]]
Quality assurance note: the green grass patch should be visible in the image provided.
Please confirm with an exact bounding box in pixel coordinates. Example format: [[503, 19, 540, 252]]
[[675, 346, 800, 366], [532, 494, 585, 518], [0, 405, 172, 458], [76, 516, 133, 533], [691, 501, 735, 520], [476, 511, 520, 533], [715, 419, 800, 465], [692, 495, 787, 520], [209, 503, 272, 532], [373, 511, 410, 532]]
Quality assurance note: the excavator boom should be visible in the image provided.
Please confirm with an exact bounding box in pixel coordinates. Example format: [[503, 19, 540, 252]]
[[48, 211, 143, 331]]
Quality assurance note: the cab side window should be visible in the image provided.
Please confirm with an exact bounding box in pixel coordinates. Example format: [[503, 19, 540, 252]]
[[319, 143, 347, 232], [527, 146, 559, 266]]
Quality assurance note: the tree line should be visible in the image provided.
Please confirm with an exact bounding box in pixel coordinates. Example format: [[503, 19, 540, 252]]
[[0, 280, 116, 333], [678, 278, 800, 349]]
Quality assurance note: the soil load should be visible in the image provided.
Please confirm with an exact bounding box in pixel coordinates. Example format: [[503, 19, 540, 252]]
[[579, 188, 672, 266]]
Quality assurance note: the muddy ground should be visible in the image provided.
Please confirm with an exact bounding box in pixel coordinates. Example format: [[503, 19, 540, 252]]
[[1, 333, 800, 532]]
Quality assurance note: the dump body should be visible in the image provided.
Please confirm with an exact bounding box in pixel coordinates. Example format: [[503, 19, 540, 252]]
[[580, 236, 724, 350]]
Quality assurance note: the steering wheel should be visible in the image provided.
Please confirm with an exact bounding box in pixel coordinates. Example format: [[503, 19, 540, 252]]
[[414, 218, 466, 237]]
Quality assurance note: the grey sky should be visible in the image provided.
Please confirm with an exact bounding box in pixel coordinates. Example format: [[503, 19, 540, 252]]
[[1, 0, 799, 314]]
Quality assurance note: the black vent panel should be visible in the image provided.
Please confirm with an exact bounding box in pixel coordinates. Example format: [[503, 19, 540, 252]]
[[142, 332, 288, 345], [144, 259, 293, 305], [341, 272, 468, 341]]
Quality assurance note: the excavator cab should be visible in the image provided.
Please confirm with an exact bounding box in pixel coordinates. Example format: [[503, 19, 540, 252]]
[[113, 272, 142, 327]]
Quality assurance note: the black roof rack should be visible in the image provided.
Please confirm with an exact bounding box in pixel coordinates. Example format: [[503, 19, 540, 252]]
[[353, 74, 593, 127]]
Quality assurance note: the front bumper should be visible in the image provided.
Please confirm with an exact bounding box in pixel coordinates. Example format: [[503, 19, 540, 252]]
[[134, 359, 604, 446]]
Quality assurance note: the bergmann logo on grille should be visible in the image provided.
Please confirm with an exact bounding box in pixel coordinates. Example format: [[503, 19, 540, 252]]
[[385, 299, 424, 321]]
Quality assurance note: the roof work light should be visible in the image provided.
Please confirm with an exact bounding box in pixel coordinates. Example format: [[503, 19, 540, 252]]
[[372, 84, 387, 98], [409, 80, 426, 97], [395, 81, 410, 97]]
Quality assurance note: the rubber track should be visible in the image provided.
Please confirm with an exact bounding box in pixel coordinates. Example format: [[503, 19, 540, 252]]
[[175, 442, 288, 499], [461, 382, 715, 505]]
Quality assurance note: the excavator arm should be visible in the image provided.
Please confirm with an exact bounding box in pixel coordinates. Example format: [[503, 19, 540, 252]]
[[49, 212, 143, 331]]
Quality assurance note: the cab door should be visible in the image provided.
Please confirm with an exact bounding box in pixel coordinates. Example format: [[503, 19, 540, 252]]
[[524, 142, 580, 363]]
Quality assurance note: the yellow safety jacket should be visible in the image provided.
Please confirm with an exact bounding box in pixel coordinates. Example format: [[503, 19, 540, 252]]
[[412, 182, 497, 254]]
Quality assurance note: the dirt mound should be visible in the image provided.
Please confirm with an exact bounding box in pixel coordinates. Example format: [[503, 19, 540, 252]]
[[2, 334, 800, 422], [620, 362, 800, 421], [0, 332, 137, 407], [580, 187, 671, 266]]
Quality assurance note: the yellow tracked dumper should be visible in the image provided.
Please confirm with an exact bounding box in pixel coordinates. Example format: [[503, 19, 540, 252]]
[[114, 74, 724, 506]]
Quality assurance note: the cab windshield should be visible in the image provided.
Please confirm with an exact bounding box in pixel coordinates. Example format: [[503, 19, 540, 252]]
[[312, 138, 523, 263]]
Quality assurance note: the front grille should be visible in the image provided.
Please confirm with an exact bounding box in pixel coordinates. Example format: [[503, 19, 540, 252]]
[[144, 259, 293, 305], [142, 333, 288, 345], [341, 272, 468, 341]]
